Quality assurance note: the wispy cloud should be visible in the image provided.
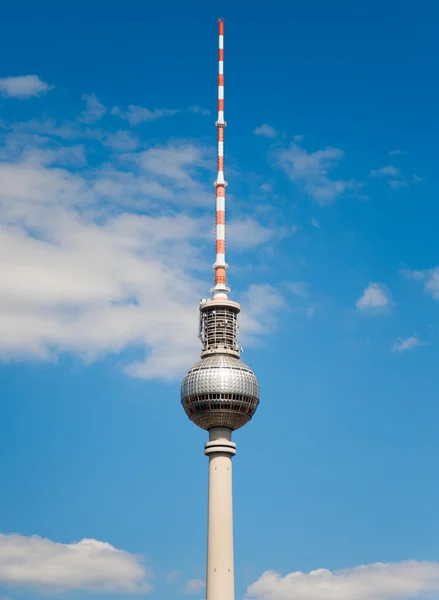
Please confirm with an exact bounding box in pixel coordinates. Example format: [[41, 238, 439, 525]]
[[392, 335, 427, 353], [423, 270, 439, 298], [137, 143, 211, 182], [183, 579, 205, 594], [276, 141, 354, 205], [286, 281, 308, 298], [79, 93, 107, 123], [370, 165, 400, 177], [310, 217, 321, 228], [389, 148, 406, 156], [101, 130, 139, 152], [0, 75, 52, 99], [0, 533, 150, 593], [306, 305, 317, 318], [247, 560, 439, 600], [370, 164, 422, 188], [285, 281, 319, 318], [227, 218, 276, 249], [388, 179, 407, 189], [9, 118, 82, 140], [112, 105, 178, 126], [356, 282, 392, 314], [254, 124, 277, 138], [403, 267, 439, 300], [166, 570, 182, 583], [239, 284, 286, 347], [400, 269, 425, 281], [189, 105, 210, 116], [0, 101, 283, 380]]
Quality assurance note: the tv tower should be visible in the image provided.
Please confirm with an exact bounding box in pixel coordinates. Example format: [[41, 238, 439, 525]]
[[181, 19, 260, 600]]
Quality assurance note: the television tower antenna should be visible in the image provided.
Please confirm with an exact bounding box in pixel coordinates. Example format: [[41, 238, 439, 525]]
[[181, 19, 260, 600], [212, 18, 229, 300]]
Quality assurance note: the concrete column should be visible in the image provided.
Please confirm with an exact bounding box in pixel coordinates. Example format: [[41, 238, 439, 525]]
[[204, 427, 236, 600]]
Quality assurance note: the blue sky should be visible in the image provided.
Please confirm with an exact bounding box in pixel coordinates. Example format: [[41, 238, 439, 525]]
[[1, 1, 439, 599]]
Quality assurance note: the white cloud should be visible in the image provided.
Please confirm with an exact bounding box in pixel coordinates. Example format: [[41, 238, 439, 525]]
[[389, 149, 406, 156], [10, 118, 82, 141], [246, 561, 439, 600], [184, 579, 205, 594], [112, 105, 178, 126], [388, 179, 407, 189], [102, 130, 139, 152], [400, 269, 424, 281], [356, 283, 391, 313], [254, 124, 277, 138], [371, 165, 422, 188], [189, 105, 210, 116], [310, 217, 321, 228], [285, 281, 318, 318], [392, 336, 427, 352], [286, 281, 308, 298], [137, 143, 212, 189], [370, 165, 400, 177], [276, 141, 353, 204], [239, 284, 286, 346], [306, 305, 316, 318], [228, 218, 275, 249], [403, 267, 439, 301], [0, 533, 150, 593], [166, 570, 182, 583], [0, 109, 282, 380], [79, 93, 107, 123], [422, 269, 439, 299], [0, 75, 51, 99]]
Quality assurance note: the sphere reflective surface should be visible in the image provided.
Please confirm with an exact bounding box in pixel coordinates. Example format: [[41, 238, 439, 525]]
[[181, 354, 259, 431]]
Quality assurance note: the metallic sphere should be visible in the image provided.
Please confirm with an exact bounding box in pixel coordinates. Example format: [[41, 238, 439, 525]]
[[181, 354, 259, 431]]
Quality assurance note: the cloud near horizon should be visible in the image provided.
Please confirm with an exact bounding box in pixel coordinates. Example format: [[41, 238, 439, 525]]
[[247, 561, 439, 600], [0, 533, 150, 593], [183, 578, 205, 594]]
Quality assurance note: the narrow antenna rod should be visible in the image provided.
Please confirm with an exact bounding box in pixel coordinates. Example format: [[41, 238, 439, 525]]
[[212, 18, 229, 299]]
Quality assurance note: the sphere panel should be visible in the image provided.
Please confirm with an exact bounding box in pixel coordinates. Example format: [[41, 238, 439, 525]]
[[181, 354, 259, 431], [181, 355, 259, 398]]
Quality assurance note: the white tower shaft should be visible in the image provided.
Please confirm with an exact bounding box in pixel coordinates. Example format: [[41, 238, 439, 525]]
[[205, 427, 236, 600]]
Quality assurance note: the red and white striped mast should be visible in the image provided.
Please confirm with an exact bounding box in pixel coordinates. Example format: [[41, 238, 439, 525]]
[[212, 18, 229, 300]]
